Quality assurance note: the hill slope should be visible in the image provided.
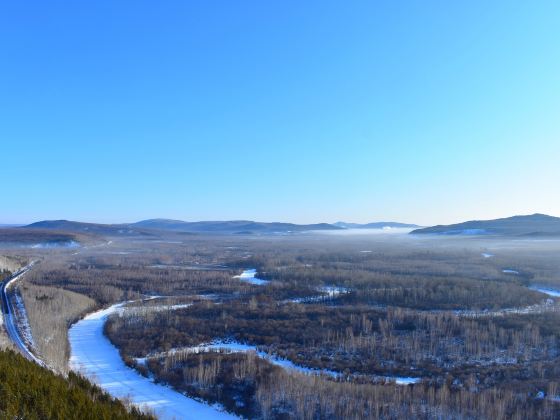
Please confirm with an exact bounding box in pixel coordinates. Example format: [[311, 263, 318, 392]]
[[0, 228, 80, 248], [0, 349, 152, 419], [128, 219, 341, 234], [23, 220, 144, 236], [411, 213, 560, 236]]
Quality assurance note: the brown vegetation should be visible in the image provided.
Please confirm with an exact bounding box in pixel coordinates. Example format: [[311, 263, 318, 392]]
[[10, 233, 560, 418], [18, 282, 95, 373]]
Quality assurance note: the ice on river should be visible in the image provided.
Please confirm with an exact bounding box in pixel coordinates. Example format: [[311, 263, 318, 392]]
[[233, 269, 269, 285], [69, 303, 236, 420], [529, 286, 560, 298]]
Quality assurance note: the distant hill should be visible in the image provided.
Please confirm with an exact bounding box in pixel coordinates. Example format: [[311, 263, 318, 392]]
[[132, 219, 341, 234], [0, 228, 80, 248], [22, 219, 342, 236], [334, 221, 419, 229], [23, 220, 147, 237], [411, 214, 560, 236]]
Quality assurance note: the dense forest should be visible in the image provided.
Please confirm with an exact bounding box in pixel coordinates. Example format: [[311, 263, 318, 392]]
[[9, 234, 560, 418], [0, 349, 152, 419]]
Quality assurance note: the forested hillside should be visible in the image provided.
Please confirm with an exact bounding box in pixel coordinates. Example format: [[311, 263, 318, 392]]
[[0, 349, 152, 419]]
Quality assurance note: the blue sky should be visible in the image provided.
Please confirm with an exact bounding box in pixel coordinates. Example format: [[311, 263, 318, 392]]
[[1, 1, 559, 225]]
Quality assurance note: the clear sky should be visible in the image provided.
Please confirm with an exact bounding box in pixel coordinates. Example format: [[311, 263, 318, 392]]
[[1, 1, 559, 225]]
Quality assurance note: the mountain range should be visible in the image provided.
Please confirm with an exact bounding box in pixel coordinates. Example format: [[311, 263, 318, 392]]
[[10, 214, 560, 237], [19, 218, 425, 236]]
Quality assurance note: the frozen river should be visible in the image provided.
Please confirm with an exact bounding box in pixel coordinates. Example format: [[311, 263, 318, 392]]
[[69, 303, 236, 420]]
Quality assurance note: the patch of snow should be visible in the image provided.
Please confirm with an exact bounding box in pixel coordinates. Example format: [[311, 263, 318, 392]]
[[481, 253, 494, 258], [458, 300, 560, 318], [152, 341, 340, 378], [502, 269, 519, 275], [393, 377, 421, 385], [13, 292, 35, 350], [529, 286, 560, 297], [69, 303, 236, 420], [30, 240, 80, 249], [233, 269, 269, 285], [319, 286, 349, 297], [290, 286, 350, 303]]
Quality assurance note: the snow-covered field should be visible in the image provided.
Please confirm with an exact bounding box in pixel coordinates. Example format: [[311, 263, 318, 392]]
[[69, 303, 236, 419], [233, 269, 269, 285]]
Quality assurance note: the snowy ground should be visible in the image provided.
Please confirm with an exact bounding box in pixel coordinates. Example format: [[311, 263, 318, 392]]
[[233, 269, 269, 285], [69, 303, 236, 420], [290, 286, 350, 303], [13, 292, 36, 352], [458, 300, 560, 318]]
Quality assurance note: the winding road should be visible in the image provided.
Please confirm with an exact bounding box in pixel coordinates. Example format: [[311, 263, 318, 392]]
[[0, 262, 44, 366]]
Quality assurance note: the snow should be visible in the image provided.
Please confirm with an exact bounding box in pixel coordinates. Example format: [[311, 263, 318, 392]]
[[153, 341, 419, 386], [481, 253, 494, 258], [151, 341, 341, 378], [529, 286, 560, 298], [458, 299, 559, 318], [233, 269, 269, 285], [69, 303, 236, 420], [502, 269, 519, 274], [289, 285, 349, 303], [2, 263, 44, 366], [31, 240, 80, 249], [13, 292, 36, 350], [319, 286, 349, 297], [393, 377, 421, 385]]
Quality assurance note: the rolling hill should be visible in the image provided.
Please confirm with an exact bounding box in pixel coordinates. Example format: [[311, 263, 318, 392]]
[[21, 219, 342, 236], [410, 213, 560, 236], [131, 219, 341, 234]]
